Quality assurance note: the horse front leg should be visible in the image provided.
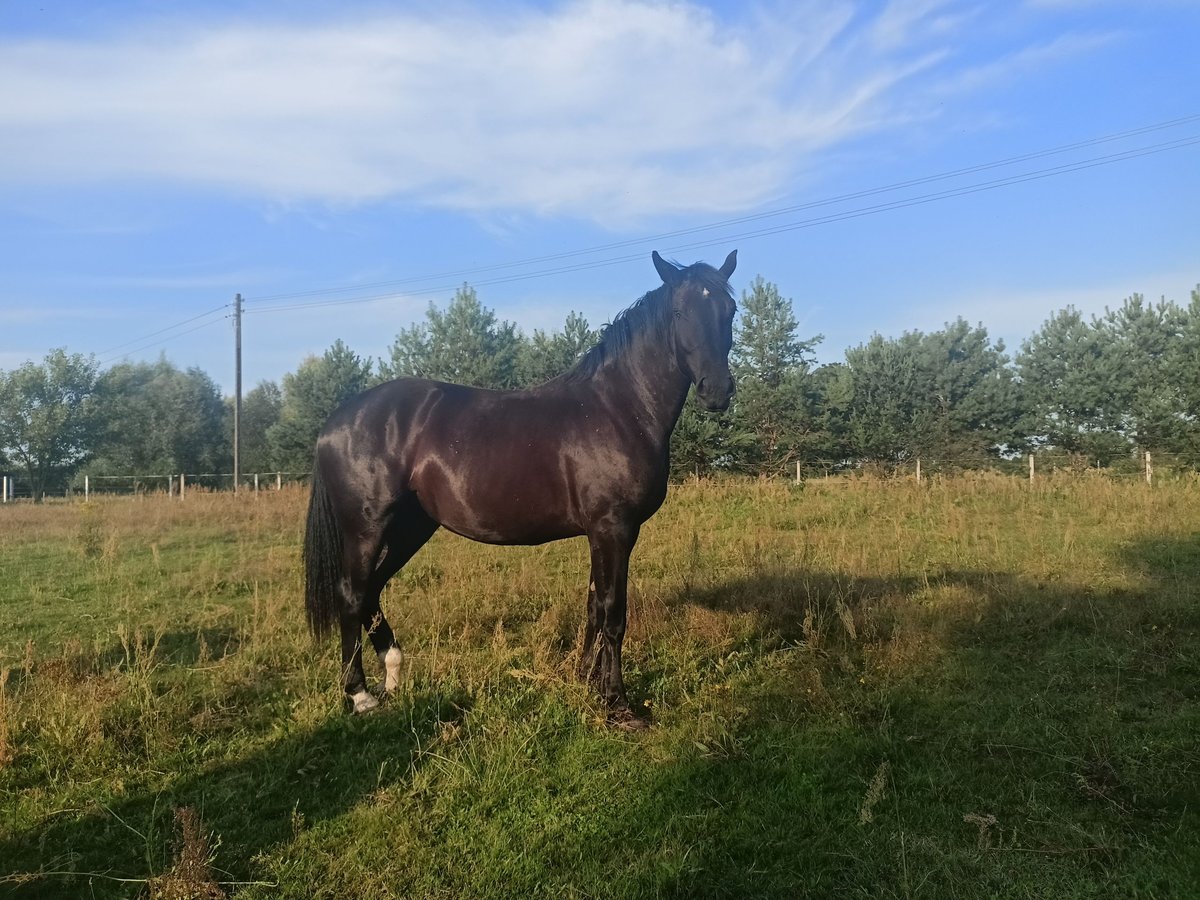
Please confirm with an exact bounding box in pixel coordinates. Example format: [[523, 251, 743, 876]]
[[588, 520, 644, 728]]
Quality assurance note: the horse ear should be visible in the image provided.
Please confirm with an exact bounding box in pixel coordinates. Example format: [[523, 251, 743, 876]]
[[652, 250, 681, 285], [718, 249, 737, 281]]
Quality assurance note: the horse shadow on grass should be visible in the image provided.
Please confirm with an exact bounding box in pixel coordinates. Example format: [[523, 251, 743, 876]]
[[0, 687, 468, 899], [672, 566, 1046, 644], [617, 542, 1200, 897]]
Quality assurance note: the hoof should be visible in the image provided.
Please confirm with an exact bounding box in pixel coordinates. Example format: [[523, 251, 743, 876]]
[[607, 705, 651, 732], [347, 689, 381, 715]]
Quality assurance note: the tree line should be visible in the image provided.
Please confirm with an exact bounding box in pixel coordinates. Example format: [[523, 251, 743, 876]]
[[2, 277, 1198, 499]]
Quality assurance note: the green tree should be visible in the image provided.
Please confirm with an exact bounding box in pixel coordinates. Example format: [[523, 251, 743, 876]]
[[1169, 285, 1200, 464], [237, 381, 283, 474], [1097, 294, 1187, 455], [268, 340, 373, 472], [516, 311, 599, 386], [0, 349, 99, 500], [1017, 307, 1117, 460], [836, 320, 1020, 467], [1015, 297, 1191, 465], [731, 277, 819, 388], [669, 395, 756, 479], [381, 285, 522, 389], [806, 363, 856, 468], [90, 357, 228, 478], [727, 277, 823, 474]]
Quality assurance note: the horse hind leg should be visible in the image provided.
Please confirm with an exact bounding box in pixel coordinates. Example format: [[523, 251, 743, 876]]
[[338, 572, 380, 714], [359, 502, 439, 699], [337, 527, 397, 714]]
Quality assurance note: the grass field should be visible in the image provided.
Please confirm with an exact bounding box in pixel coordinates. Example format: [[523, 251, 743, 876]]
[[1, 475, 1198, 898]]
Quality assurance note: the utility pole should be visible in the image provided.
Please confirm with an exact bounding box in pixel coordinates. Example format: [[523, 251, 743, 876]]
[[233, 293, 243, 493]]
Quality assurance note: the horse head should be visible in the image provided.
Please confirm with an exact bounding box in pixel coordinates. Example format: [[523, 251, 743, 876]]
[[653, 249, 737, 411]]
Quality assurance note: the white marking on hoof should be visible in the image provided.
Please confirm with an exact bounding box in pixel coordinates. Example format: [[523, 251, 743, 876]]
[[381, 646, 403, 693], [350, 689, 379, 714]]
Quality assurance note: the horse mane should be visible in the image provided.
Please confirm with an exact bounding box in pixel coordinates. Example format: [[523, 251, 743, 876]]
[[556, 261, 733, 385], [558, 284, 672, 384]]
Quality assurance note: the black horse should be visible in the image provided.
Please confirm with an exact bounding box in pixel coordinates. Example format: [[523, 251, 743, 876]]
[[304, 249, 737, 726]]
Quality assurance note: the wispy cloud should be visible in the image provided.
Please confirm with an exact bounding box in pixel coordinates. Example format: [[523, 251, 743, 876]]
[[0, 0, 1020, 224], [931, 30, 1123, 96]]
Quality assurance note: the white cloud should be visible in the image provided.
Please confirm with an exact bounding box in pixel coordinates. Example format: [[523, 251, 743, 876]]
[[0, 0, 1011, 224]]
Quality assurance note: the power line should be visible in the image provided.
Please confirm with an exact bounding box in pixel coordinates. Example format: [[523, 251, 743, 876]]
[[244, 132, 1200, 316], [242, 112, 1200, 307], [93, 302, 231, 360], [97, 316, 229, 365]]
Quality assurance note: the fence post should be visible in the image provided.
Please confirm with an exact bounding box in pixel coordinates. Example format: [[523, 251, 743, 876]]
[[2, 475, 7, 503], [253, 473, 259, 494], [180, 473, 186, 500], [1145, 451, 1152, 486], [85, 474, 90, 500], [276, 472, 282, 491], [1028, 453, 1034, 485], [915, 458, 922, 484]]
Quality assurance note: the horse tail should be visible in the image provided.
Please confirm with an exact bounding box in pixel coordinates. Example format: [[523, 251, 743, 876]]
[[303, 459, 342, 639]]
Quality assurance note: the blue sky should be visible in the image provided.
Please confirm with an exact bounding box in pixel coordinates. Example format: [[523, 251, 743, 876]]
[[2, 0, 1198, 393]]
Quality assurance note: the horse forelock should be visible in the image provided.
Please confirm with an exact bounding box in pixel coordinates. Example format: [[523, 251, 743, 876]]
[[678, 262, 736, 305]]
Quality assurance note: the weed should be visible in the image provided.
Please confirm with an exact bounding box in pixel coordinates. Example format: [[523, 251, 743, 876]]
[[148, 807, 226, 900], [859, 759, 891, 824]]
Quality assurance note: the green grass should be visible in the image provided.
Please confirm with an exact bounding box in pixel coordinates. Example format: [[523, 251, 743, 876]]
[[1, 475, 1198, 898]]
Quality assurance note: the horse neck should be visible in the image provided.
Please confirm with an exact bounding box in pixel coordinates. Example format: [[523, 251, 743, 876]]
[[599, 325, 691, 443]]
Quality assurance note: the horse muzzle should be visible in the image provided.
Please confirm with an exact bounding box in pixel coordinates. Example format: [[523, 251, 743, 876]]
[[696, 374, 735, 412]]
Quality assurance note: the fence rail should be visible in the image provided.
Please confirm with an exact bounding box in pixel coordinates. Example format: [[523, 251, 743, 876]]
[[0, 471, 309, 502], [3, 451, 1197, 505], [792, 451, 1162, 486]]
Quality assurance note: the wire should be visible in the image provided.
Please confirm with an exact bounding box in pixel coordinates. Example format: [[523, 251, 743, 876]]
[[93, 302, 231, 359], [242, 112, 1200, 306], [97, 317, 228, 365], [245, 133, 1200, 315]]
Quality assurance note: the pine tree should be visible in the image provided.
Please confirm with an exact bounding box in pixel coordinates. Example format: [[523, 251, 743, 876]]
[[727, 277, 822, 474], [516, 311, 598, 386], [1170, 285, 1200, 464], [268, 340, 373, 472], [837, 320, 1019, 467], [381, 285, 522, 389], [1096, 294, 1187, 454]]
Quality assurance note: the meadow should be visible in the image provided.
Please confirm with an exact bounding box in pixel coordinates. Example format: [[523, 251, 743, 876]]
[[0, 475, 1197, 898]]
